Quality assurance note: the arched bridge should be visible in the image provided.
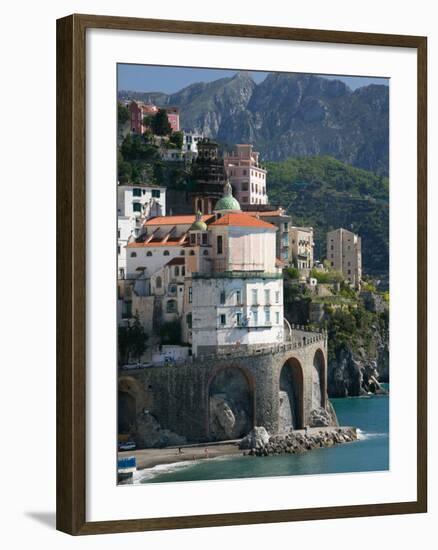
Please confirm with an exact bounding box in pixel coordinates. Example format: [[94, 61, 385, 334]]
[[119, 331, 328, 444]]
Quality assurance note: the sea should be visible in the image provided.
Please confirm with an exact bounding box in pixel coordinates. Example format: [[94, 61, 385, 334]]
[[134, 388, 389, 484]]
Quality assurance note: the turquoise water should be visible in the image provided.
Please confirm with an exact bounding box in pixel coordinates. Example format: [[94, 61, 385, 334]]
[[138, 391, 389, 484]]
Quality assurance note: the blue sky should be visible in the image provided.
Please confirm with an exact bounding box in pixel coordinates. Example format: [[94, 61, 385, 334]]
[[117, 64, 389, 94]]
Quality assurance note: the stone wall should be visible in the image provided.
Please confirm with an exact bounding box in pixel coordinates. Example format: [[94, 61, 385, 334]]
[[119, 335, 328, 445]]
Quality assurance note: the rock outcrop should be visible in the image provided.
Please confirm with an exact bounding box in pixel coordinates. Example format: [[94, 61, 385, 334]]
[[247, 427, 357, 457], [239, 427, 270, 450], [135, 411, 186, 449], [209, 394, 250, 441]]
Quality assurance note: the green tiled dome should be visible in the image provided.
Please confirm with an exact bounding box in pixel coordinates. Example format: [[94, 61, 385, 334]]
[[215, 181, 241, 212], [215, 195, 241, 211]]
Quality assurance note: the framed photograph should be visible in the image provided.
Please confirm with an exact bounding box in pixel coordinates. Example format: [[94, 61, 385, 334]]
[[56, 14, 427, 535]]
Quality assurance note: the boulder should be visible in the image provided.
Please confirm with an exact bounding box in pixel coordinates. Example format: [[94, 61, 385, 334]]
[[135, 411, 186, 448], [308, 407, 332, 427], [239, 427, 270, 450]]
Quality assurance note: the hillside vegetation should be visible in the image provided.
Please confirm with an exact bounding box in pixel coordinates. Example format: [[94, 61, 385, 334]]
[[265, 156, 389, 276]]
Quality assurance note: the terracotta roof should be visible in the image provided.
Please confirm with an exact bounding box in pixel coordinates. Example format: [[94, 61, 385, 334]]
[[166, 257, 185, 267], [127, 239, 187, 248], [209, 213, 276, 229], [144, 215, 214, 226]]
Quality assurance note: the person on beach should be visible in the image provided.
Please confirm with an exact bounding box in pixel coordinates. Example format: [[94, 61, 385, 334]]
[[204, 447, 209, 458], [178, 447, 183, 454]]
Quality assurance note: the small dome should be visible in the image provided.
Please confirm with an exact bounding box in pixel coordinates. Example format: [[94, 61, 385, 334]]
[[190, 211, 207, 231], [215, 181, 241, 212]]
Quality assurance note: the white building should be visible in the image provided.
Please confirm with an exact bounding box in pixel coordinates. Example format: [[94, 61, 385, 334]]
[[224, 144, 268, 206], [326, 227, 362, 287], [117, 183, 166, 219], [182, 131, 204, 155], [185, 183, 284, 356]]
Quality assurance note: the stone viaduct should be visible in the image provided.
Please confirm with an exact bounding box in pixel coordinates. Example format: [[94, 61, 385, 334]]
[[118, 329, 328, 445]]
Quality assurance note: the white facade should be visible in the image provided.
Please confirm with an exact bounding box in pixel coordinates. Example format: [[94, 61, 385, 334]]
[[182, 132, 204, 154], [191, 275, 284, 356], [224, 144, 268, 206], [117, 184, 166, 219]]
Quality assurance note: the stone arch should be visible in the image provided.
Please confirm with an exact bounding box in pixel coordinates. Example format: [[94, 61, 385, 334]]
[[312, 348, 327, 409], [206, 366, 255, 441], [278, 357, 304, 431]]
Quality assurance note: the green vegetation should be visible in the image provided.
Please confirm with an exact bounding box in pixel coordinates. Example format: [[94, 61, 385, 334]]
[[118, 315, 148, 364], [266, 156, 389, 276], [159, 320, 182, 345], [310, 268, 343, 284], [150, 108, 172, 136], [117, 102, 129, 125]]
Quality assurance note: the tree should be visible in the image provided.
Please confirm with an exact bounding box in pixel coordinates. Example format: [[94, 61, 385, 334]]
[[118, 315, 148, 365], [151, 109, 172, 136], [117, 102, 129, 125], [169, 131, 184, 149], [159, 320, 182, 345]]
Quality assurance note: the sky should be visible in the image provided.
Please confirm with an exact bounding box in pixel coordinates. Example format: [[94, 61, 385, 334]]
[[117, 64, 389, 94]]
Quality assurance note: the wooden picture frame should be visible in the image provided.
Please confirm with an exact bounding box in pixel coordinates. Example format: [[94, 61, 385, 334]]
[[56, 13, 427, 535]]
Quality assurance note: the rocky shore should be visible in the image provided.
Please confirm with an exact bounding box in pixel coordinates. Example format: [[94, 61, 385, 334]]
[[240, 426, 357, 457]]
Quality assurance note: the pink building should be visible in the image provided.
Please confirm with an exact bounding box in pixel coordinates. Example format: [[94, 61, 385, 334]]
[[224, 144, 268, 206], [128, 101, 180, 134]]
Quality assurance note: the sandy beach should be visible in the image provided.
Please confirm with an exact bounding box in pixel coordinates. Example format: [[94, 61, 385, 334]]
[[118, 440, 243, 470]]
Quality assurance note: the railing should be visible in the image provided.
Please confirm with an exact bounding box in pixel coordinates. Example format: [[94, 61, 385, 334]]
[[193, 270, 282, 280]]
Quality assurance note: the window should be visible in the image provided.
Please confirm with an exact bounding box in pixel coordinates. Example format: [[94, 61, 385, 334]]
[[203, 249, 209, 256], [117, 245, 121, 255], [253, 310, 258, 326], [330, 245, 334, 250], [156, 276, 162, 289], [180, 250, 185, 255], [347, 269, 351, 275], [166, 299, 177, 313], [132, 202, 142, 212], [182, 267, 185, 276], [217, 235, 223, 255], [189, 250, 195, 256], [175, 266, 180, 276], [117, 229, 121, 238], [163, 250, 170, 256], [220, 314, 226, 326], [265, 308, 271, 324], [275, 291, 280, 303], [275, 312, 280, 325], [265, 289, 270, 304], [188, 287, 192, 303], [190, 233, 196, 245], [236, 312, 242, 326], [130, 252, 137, 258], [152, 189, 160, 198], [236, 290, 242, 305], [186, 313, 192, 329], [201, 233, 208, 245], [242, 182, 249, 191], [220, 291, 226, 305], [133, 188, 142, 197], [242, 197, 248, 203], [146, 251, 152, 257], [252, 289, 258, 305], [283, 223, 288, 231], [243, 169, 247, 176]]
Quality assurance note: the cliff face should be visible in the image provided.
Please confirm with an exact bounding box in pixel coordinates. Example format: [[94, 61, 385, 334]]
[[119, 72, 389, 175], [328, 328, 389, 398]]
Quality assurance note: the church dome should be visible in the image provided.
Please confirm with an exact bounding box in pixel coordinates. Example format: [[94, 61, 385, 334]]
[[215, 181, 241, 212], [190, 212, 207, 231]]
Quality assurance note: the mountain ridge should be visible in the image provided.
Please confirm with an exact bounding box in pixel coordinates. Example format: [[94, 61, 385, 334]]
[[118, 72, 389, 175]]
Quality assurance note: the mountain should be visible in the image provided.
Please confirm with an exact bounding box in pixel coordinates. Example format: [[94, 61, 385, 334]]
[[119, 72, 389, 175], [266, 156, 389, 277]]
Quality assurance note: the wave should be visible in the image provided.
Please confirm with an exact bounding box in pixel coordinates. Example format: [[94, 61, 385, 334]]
[[356, 429, 388, 441]]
